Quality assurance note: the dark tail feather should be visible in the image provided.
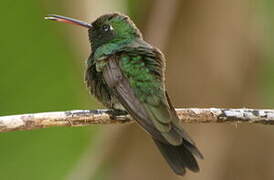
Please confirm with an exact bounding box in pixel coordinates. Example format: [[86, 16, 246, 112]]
[[153, 138, 202, 175]]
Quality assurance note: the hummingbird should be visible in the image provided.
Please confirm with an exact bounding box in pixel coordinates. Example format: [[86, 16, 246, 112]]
[[45, 13, 203, 175]]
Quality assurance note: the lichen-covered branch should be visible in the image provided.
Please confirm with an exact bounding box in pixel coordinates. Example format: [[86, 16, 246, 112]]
[[0, 108, 274, 133]]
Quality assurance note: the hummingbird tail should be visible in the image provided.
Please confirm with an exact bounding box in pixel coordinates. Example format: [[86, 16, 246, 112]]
[[153, 138, 202, 176]]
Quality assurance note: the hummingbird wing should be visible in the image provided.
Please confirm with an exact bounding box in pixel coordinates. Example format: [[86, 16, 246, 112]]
[[101, 46, 177, 143], [101, 46, 203, 175], [101, 46, 192, 144]]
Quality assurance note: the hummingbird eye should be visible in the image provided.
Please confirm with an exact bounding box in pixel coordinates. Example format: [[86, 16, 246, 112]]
[[102, 24, 113, 32]]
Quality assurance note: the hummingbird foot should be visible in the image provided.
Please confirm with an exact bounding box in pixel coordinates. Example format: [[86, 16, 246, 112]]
[[106, 109, 129, 120]]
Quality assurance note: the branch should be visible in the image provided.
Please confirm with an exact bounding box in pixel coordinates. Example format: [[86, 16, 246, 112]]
[[0, 108, 274, 133]]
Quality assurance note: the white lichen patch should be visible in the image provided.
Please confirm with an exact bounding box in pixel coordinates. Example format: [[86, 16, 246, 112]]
[[0, 114, 25, 129]]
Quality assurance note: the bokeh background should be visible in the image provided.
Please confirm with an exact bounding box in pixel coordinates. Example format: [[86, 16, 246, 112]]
[[1, 0, 274, 179]]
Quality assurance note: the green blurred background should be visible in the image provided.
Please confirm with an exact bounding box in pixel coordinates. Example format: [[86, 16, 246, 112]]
[[1, 0, 274, 180]]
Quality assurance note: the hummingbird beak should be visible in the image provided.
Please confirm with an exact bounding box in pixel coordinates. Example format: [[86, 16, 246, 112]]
[[45, 14, 92, 29]]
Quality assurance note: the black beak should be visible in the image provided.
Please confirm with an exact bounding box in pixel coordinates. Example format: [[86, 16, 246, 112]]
[[45, 14, 92, 29]]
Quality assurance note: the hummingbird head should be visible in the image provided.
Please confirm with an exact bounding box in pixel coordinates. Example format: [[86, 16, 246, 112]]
[[45, 13, 142, 52], [89, 13, 142, 51]]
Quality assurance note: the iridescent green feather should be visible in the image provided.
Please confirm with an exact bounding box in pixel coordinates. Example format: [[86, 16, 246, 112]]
[[119, 53, 175, 133]]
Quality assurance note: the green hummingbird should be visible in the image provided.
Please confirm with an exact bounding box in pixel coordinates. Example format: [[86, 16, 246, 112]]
[[45, 13, 203, 175]]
